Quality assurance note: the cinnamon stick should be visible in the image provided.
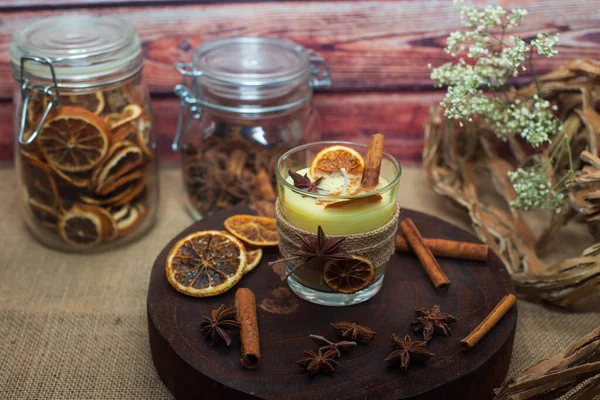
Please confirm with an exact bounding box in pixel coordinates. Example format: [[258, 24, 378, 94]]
[[460, 294, 517, 351], [235, 288, 260, 369], [360, 133, 385, 189], [396, 234, 489, 262], [255, 168, 277, 201], [399, 218, 451, 292]]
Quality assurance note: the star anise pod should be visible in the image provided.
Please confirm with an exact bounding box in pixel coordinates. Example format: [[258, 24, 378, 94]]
[[296, 349, 339, 375], [330, 321, 376, 344], [199, 305, 241, 347], [288, 169, 323, 193], [411, 305, 456, 342], [309, 334, 357, 358], [293, 226, 351, 266], [385, 334, 434, 372]]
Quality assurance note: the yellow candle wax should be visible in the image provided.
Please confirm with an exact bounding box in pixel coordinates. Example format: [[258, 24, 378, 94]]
[[281, 167, 396, 235]]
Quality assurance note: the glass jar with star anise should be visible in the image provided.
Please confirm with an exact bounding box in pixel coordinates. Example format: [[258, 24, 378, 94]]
[[12, 15, 159, 251], [173, 37, 330, 220]]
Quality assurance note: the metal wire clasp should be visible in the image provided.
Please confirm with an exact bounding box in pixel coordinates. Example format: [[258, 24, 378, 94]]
[[172, 62, 202, 152], [18, 56, 60, 145], [308, 52, 332, 89]]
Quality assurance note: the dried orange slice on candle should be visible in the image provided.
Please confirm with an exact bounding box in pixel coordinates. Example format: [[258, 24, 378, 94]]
[[37, 106, 109, 173], [244, 248, 263, 273], [323, 255, 376, 294], [59, 92, 105, 115], [224, 215, 279, 247], [309, 145, 365, 178], [166, 230, 247, 297]]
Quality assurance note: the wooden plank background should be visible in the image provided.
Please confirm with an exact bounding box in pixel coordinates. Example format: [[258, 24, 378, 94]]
[[1, 0, 599, 165]]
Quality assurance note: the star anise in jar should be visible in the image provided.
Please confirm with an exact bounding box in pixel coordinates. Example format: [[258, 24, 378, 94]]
[[288, 169, 323, 193], [385, 334, 434, 372], [296, 349, 339, 375], [309, 334, 357, 358], [411, 305, 456, 342], [199, 305, 241, 347], [330, 321, 376, 344]]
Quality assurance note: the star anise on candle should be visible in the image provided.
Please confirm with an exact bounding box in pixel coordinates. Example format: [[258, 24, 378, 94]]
[[199, 305, 241, 347], [309, 334, 357, 358], [411, 305, 456, 342], [385, 334, 434, 372], [288, 169, 323, 193], [292, 226, 351, 267], [296, 349, 339, 375], [330, 321, 376, 344]]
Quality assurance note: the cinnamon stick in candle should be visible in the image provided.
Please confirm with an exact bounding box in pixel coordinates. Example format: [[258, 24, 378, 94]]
[[360, 133, 385, 189], [396, 234, 489, 262], [399, 218, 451, 292], [460, 294, 516, 351], [235, 288, 260, 369]]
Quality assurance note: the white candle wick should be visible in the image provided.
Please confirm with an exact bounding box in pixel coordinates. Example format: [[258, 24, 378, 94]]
[[341, 168, 348, 195]]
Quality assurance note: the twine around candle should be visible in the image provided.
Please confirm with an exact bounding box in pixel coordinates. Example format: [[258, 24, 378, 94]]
[[275, 199, 399, 269]]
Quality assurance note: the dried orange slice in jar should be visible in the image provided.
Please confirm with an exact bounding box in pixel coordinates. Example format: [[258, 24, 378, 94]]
[[37, 106, 109, 173], [59, 92, 105, 115], [224, 215, 279, 247], [323, 255, 376, 294], [107, 104, 143, 130], [245, 248, 263, 274], [309, 145, 365, 178], [166, 231, 247, 297], [57, 204, 117, 248]]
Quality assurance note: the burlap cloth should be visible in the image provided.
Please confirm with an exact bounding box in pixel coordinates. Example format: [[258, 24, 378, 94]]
[[0, 167, 598, 399]]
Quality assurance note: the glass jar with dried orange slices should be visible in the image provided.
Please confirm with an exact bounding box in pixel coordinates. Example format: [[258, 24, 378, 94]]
[[11, 15, 158, 251]]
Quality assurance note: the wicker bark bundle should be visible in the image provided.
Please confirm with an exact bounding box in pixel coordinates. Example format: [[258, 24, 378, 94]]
[[423, 59, 600, 307], [494, 326, 600, 399]]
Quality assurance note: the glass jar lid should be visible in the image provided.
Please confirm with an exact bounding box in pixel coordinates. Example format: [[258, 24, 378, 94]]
[[11, 14, 142, 87], [188, 37, 312, 100]]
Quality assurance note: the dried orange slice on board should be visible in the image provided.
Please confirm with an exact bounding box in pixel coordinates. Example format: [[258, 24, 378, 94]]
[[60, 92, 105, 115], [37, 106, 109, 173], [309, 145, 364, 178], [166, 230, 247, 297], [224, 215, 279, 246], [245, 248, 263, 274], [58, 204, 116, 247], [323, 255, 376, 294]]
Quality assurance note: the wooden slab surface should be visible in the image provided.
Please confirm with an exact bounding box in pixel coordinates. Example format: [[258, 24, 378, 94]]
[[147, 204, 517, 400]]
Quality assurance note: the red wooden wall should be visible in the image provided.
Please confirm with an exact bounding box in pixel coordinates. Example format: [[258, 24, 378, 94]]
[[1, 0, 599, 166]]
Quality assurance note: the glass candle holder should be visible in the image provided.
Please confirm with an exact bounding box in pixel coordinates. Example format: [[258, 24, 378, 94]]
[[276, 141, 401, 306]]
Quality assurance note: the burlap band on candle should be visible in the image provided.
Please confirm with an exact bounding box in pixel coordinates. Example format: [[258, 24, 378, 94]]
[[275, 199, 400, 268]]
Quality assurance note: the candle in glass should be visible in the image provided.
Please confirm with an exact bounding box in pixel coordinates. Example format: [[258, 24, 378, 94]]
[[275, 141, 401, 306]]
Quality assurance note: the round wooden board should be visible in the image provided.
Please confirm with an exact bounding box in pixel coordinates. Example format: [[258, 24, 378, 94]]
[[148, 204, 517, 400]]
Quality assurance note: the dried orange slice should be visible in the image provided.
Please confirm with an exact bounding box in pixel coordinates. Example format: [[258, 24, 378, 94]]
[[245, 248, 263, 273], [27, 196, 60, 231], [97, 169, 145, 196], [309, 145, 364, 178], [21, 155, 61, 209], [59, 92, 105, 115], [93, 145, 145, 193], [38, 106, 109, 173], [323, 255, 376, 294], [115, 202, 146, 236], [108, 104, 143, 130], [224, 215, 279, 247], [58, 204, 116, 247], [135, 116, 154, 159], [166, 230, 247, 297], [48, 163, 90, 188]]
